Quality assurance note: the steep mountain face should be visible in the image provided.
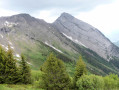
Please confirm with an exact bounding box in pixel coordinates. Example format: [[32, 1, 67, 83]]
[[0, 13, 119, 75], [53, 13, 119, 61], [114, 41, 119, 47]]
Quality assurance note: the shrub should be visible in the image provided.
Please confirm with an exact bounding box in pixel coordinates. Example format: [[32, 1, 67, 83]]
[[76, 75, 104, 90], [31, 70, 45, 88], [103, 74, 118, 90]]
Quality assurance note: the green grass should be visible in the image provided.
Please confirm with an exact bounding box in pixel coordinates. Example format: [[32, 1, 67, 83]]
[[0, 70, 44, 90], [0, 84, 43, 90]]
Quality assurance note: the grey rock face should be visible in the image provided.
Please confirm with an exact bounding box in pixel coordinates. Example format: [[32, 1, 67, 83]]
[[53, 12, 119, 60]]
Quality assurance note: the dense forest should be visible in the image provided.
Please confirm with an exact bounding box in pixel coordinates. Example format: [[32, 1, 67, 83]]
[[0, 45, 119, 90]]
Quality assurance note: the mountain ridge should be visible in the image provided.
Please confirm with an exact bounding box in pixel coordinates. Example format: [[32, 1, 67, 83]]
[[53, 12, 119, 60], [0, 12, 119, 75]]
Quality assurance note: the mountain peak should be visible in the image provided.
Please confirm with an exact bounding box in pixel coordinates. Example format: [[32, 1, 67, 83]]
[[12, 13, 32, 19], [14, 13, 31, 17], [10, 13, 37, 22], [58, 12, 74, 20], [61, 12, 71, 16]]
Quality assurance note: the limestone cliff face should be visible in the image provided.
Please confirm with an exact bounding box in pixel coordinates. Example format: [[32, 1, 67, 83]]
[[53, 13, 119, 60]]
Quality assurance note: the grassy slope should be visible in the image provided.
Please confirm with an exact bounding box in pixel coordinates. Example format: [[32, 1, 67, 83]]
[[22, 40, 119, 76]]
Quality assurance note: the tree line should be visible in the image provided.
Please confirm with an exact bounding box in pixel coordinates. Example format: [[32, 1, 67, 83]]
[[0, 45, 31, 84], [39, 53, 119, 90]]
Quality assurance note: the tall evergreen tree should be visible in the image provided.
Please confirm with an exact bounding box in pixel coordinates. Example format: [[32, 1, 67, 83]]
[[74, 55, 87, 85], [0, 45, 7, 83], [41, 53, 71, 90], [20, 54, 31, 84], [5, 45, 19, 84]]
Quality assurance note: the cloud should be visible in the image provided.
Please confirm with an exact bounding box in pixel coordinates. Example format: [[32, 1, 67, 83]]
[[0, 8, 19, 17], [32, 9, 58, 23], [75, 0, 119, 41], [32, 8, 78, 23], [0, 0, 114, 13]]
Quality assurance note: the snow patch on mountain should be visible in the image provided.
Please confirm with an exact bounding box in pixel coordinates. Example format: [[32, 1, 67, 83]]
[[5, 47, 8, 51], [8, 41, 13, 45], [27, 62, 32, 65], [74, 39, 87, 48], [62, 33, 73, 41], [0, 44, 8, 50], [45, 42, 63, 53], [0, 34, 3, 38], [16, 54, 20, 57], [62, 33, 87, 48], [0, 44, 5, 47], [11, 46, 14, 49], [4, 21, 18, 27]]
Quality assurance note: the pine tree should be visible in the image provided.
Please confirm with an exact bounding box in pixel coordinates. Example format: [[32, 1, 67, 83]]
[[20, 54, 31, 84], [5, 45, 19, 84], [41, 53, 71, 90], [0, 45, 7, 83], [74, 55, 87, 85]]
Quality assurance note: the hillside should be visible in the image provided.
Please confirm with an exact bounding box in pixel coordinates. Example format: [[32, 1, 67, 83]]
[[0, 13, 119, 75]]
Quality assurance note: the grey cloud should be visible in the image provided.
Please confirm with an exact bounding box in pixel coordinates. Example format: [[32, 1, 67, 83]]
[[0, 0, 115, 13]]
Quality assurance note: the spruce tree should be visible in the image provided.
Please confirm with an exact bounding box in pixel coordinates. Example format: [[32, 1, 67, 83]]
[[74, 55, 87, 85], [20, 54, 31, 84], [41, 53, 71, 90], [0, 45, 7, 83], [5, 45, 19, 84]]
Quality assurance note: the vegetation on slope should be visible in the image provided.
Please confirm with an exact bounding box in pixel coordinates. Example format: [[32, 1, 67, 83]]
[[0, 46, 119, 90]]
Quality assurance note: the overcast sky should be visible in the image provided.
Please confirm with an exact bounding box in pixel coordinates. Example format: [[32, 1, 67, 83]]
[[0, 0, 119, 42]]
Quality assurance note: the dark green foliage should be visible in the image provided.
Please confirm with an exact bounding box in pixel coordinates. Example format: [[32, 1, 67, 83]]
[[19, 54, 31, 84], [110, 57, 119, 69], [0, 45, 20, 84], [0, 45, 7, 83], [0, 45, 31, 84], [41, 53, 71, 90], [5, 45, 19, 84]]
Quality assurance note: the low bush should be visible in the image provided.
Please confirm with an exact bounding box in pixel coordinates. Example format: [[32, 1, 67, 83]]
[[76, 75, 104, 90]]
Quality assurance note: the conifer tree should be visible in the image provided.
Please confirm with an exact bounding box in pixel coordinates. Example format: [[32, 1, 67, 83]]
[[5, 45, 19, 84], [74, 55, 87, 84], [41, 53, 71, 90], [0, 45, 7, 83], [20, 54, 31, 84]]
